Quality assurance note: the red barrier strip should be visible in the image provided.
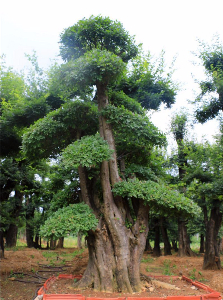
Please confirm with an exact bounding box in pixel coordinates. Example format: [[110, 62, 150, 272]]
[[37, 274, 222, 300]]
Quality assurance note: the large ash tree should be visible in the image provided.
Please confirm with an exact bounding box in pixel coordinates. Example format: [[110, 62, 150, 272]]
[[22, 16, 200, 292]]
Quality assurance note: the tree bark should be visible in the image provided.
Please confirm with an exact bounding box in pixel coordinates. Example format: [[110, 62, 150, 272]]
[[177, 219, 196, 257], [203, 206, 222, 270], [153, 218, 161, 257], [57, 237, 64, 248], [50, 239, 57, 249], [34, 235, 41, 249], [75, 82, 150, 292], [160, 217, 172, 255], [199, 234, 205, 254], [77, 201, 149, 293], [6, 224, 18, 248], [77, 233, 82, 249]]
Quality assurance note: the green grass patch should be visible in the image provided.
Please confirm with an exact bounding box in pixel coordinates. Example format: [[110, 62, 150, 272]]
[[141, 255, 154, 263]]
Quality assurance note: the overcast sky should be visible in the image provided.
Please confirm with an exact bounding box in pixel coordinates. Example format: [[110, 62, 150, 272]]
[[1, 0, 223, 145]]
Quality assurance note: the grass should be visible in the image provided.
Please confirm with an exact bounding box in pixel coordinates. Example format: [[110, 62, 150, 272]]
[[163, 259, 175, 276], [42, 248, 85, 265], [141, 255, 154, 263]]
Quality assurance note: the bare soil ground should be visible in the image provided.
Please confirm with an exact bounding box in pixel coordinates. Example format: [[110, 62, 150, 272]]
[[0, 247, 222, 300]]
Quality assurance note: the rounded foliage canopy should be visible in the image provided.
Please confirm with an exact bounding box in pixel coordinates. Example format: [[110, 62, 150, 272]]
[[59, 15, 138, 62], [39, 203, 98, 240], [112, 179, 201, 217]]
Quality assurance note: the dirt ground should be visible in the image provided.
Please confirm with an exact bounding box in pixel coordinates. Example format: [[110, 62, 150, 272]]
[[0, 247, 223, 300]]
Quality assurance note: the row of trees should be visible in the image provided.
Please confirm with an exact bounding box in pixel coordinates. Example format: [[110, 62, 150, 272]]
[[1, 16, 223, 292]]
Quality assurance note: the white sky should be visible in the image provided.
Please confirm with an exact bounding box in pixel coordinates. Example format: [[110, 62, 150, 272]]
[[1, 0, 223, 146]]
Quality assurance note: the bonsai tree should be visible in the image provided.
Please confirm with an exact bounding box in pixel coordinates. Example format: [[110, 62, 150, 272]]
[[22, 16, 200, 292]]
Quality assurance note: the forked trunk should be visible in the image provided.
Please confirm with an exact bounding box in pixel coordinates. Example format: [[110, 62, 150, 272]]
[[77, 204, 149, 292], [178, 219, 196, 257], [203, 206, 222, 270]]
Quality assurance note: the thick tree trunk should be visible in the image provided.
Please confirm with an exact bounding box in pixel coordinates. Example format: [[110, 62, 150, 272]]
[[57, 237, 64, 248], [74, 82, 150, 292], [50, 239, 57, 249], [160, 217, 172, 255], [203, 206, 222, 270], [199, 234, 205, 254], [26, 227, 34, 248], [153, 219, 161, 257], [77, 203, 149, 293], [178, 219, 196, 257], [6, 224, 18, 248]]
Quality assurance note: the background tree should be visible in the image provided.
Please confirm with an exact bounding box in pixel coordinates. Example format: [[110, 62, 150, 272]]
[[0, 54, 59, 250], [184, 138, 223, 269], [195, 37, 223, 123], [170, 112, 196, 257]]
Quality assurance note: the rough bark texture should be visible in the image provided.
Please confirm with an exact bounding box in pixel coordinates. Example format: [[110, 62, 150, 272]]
[[203, 206, 222, 270], [177, 219, 196, 257], [75, 83, 150, 292]]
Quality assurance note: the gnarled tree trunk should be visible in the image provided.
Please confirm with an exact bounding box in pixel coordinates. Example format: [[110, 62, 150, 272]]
[[75, 83, 150, 292]]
